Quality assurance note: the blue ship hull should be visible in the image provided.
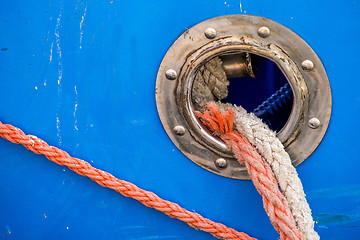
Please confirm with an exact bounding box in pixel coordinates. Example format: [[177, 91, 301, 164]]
[[0, 1, 359, 239]]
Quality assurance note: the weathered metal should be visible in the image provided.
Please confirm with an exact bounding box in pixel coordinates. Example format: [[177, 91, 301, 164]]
[[155, 15, 332, 179]]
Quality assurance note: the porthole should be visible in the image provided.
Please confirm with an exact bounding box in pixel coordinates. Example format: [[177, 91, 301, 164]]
[[155, 15, 331, 179]]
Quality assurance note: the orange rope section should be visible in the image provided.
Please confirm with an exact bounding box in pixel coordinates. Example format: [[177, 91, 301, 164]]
[[0, 121, 255, 240], [196, 103, 303, 240]]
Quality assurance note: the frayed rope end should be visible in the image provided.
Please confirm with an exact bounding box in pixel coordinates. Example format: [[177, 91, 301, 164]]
[[195, 102, 235, 136]]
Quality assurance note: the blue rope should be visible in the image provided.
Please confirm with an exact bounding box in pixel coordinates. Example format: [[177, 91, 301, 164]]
[[253, 83, 292, 118]]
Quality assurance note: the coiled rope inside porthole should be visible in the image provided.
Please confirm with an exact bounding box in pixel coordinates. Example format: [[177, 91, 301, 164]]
[[192, 53, 319, 240]]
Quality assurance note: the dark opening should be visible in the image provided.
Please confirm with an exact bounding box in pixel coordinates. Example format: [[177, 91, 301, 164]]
[[223, 55, 293, 132]]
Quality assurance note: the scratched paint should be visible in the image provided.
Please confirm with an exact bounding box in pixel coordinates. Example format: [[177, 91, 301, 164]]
[[55, 12, 62, 86], [74, 85, 79, 131], [79, 4, 87, 50], [307, 185, 360, 199], [131, 236, 181, 240], [73, 2, 87, 133], [5, 225, 11, 235], [308, 185, 360, 230], [314, 213, 360, 225], [55, 3, 63, 145]]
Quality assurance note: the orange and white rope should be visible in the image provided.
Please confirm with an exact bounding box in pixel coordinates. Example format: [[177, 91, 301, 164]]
[[232, 105, 319, 240], [196, 103, 303, 240]]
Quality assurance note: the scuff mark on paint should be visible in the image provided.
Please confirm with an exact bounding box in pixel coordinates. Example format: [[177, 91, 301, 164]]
[[74, 3, 86, 133], [131, 236, 181, 240], [55, 3, 63, 145], [56, 116, 61, 145], [79, 4, 87, 49], [44, 41, 54, 87], [6, 225, 11, 235], [74, 85, 79, 131], [55, 11, 63, 86], [313, 213, 360, 225], [44, 25, 54, 87], [121, 226, 152, 230], [240, 0, 243, 12], [317, 225, 328, 229], [49, 42, 54, 63], [307, 185, 360, 199]]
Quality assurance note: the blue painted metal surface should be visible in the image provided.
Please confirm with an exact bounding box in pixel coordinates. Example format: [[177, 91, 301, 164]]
[[0, 1, 360, 239]]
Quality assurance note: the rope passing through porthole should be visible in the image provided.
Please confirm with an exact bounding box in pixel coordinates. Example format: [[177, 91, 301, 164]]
[[0, 102, 318, 240], [196, 102, 319, 240]]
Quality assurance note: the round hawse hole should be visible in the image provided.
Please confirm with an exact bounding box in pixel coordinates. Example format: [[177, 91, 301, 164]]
[[191, 52, 294, 133]]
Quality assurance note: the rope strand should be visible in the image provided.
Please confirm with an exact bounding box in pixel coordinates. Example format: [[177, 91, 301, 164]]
[[0, 121, 255, 240]]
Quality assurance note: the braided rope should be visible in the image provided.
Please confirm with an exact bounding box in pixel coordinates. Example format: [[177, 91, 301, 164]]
[[196, 103, 303, 240], [192, 57, 229, 110], [253, 83, 292, 118], [0, 121, 255, 240], [233, 105, 319, 240]]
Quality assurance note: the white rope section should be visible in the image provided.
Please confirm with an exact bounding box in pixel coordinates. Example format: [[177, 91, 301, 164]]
[[231, 105, 319, 240]]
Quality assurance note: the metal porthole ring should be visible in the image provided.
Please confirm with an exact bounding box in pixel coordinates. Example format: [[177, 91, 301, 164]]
[[155, 15, 331, 180]]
